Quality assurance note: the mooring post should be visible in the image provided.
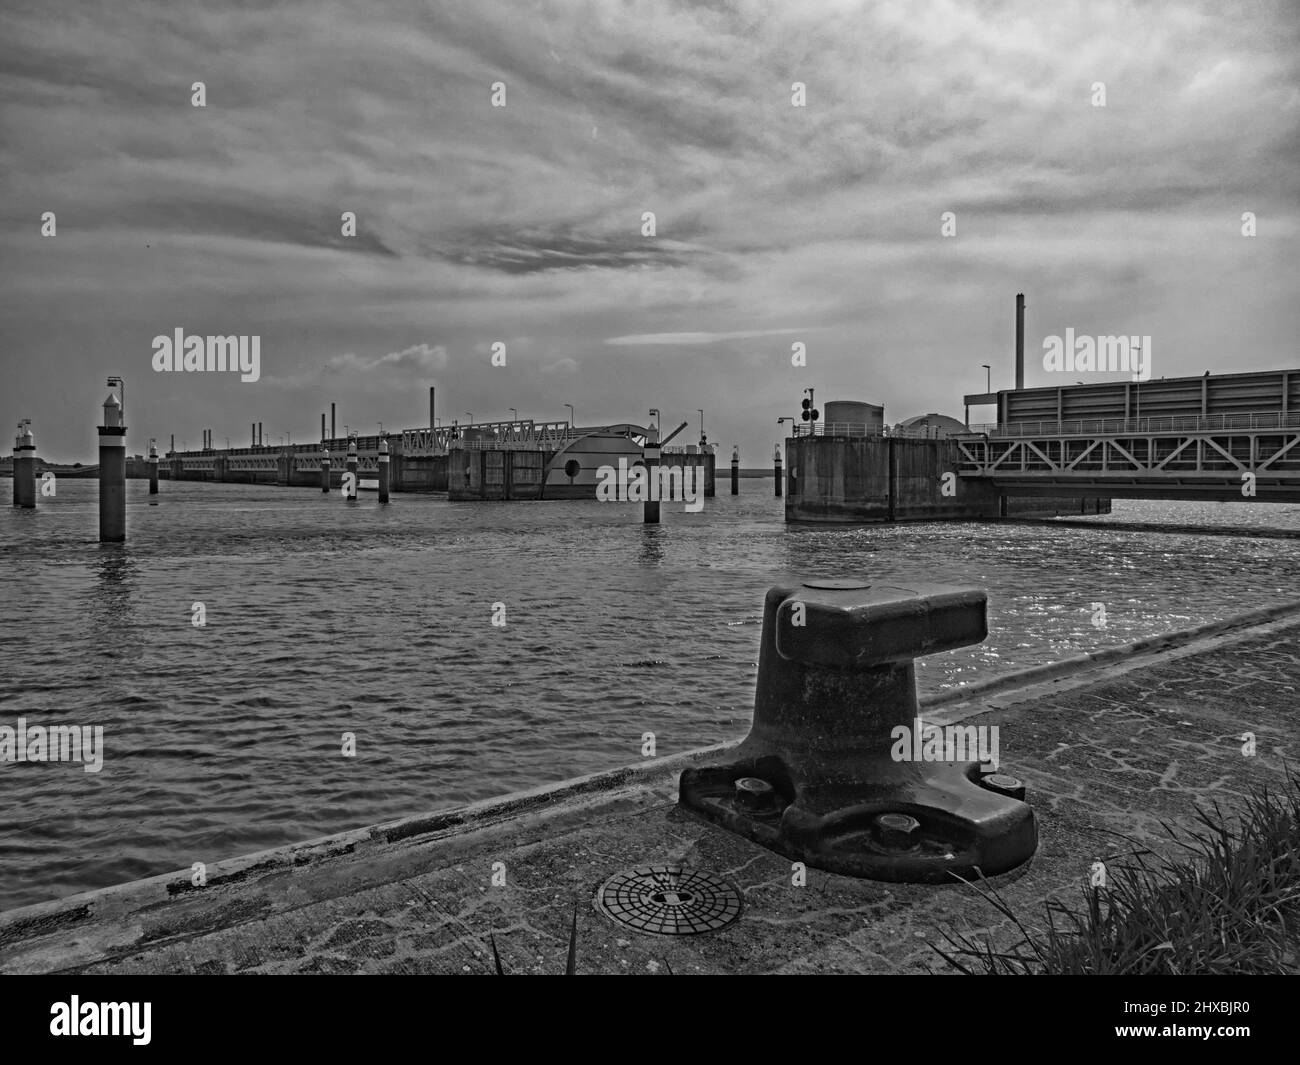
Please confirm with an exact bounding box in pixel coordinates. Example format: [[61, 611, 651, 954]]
[[98, 394, 127, 542], [345, 434, 358, 501], [320, 443, 330, 493], [148, 440, 159, 495], [773, 443, 783, 498], [731, 445, 739, 496], [378, 436, 390, 504], [678, 579, 1036, 881], [644, 425, 660, 524], [13, 422, 36, 508]]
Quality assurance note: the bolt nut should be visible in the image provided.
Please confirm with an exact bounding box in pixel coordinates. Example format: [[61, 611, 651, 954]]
[[734, 776, 776, 812], [874, 812, 921, 849], [980, 773, 1026, 801]]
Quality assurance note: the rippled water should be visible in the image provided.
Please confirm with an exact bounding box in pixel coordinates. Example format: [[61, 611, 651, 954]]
[[1, 479, 1297, 910]]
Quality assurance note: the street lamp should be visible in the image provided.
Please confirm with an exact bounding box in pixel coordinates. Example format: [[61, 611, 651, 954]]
[[509, 408, 517, 423], [564, 404, 574, 429], [981, 364, 991, 393], [377, 421, 383, 436], [106, 376, 124, 418], [465, 411, 473, 426]]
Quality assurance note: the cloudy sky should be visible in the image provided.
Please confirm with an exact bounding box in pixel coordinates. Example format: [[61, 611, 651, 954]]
[[2, 0, 1297, 462]]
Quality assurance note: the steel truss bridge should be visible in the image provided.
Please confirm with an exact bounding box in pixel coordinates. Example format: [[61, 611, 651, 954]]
[[956, 382, 1300, 503]]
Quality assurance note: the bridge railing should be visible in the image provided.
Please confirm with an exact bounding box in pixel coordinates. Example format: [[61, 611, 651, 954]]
[[963, 411, 1300, 438], [790, 423, 954, 439]]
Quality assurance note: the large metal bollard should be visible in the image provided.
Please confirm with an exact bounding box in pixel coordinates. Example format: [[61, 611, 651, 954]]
[[13, 422, 36, 508], [679, 578, 1036, 881], [98, 394, 127, 542]]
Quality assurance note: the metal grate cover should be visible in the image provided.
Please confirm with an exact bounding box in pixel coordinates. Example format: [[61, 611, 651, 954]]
[[596, 865, 743, 937]]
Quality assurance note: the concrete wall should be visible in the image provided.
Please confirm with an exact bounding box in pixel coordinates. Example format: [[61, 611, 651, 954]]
[[786, 436, 1106, 523]]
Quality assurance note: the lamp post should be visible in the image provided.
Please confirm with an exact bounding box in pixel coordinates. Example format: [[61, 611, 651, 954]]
[[981, 364, 990, 393], [465, 412, 473, 427], [564, 404, 574, 429], [106, 375, 124, 418], [509, 408, 517, 423]]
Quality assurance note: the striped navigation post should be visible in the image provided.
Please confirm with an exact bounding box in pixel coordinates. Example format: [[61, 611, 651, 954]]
[[148, 439, 159, 495], [644, 421, 660, 525], [731, 446, 739, 496], [774, 443, 783, 498], [320, 443, 330, 493], [12, 420, 36, 508], [98, 393, 127, 542], [378, 436, 390, 504], [345, 434, 358, 501]]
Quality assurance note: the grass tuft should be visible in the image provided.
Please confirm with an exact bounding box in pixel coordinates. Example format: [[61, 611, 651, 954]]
[[933, 775, 1300, 975]]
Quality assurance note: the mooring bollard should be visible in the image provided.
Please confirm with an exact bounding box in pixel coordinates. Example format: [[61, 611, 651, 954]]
[[644, 427, 660, 524], [98, 394, 127, 542], [773, 443, 783, 498], [12, 422, 36, 508], [679, 578, 1037, 882], [345, 435, 358, 501], [378, 436, 390, 504], [320, 443, 330, 493], [731, 445, 739, 496], [148, 440, 159, 495]]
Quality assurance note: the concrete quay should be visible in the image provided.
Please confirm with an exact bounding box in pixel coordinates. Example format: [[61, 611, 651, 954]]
[[2, 604, 1297, 975]]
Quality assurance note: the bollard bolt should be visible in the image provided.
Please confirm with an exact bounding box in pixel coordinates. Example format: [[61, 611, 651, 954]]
[[733, 776, 777, 814], [979, 773, 1026, 801], [874, 812, 921, 849]]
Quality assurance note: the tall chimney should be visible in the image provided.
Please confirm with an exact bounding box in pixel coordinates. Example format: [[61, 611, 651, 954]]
[[1015, 293, 1025, 391], [258, 422, 263, 446], [330, 403, 336, 443], [321, 412, 326, 441], [429, 386, 436, 430]]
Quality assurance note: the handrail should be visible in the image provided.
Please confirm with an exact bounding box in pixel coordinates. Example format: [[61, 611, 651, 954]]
[[962, 411, 1300, 438]]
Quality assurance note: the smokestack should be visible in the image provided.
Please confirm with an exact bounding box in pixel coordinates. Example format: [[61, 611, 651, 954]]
[[330, 403, 336, 443], [1015, 293, 1025, 391], [322, 412, 326, 442], [429, 386, 436, 430], [251, 423, 255, 447], [171, 434, 175, 454], [258, 422, 263, 446]]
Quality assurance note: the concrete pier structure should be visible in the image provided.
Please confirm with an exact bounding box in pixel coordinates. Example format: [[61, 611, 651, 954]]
[[159, 421, 716, 503], [12, 422, 36, 508]]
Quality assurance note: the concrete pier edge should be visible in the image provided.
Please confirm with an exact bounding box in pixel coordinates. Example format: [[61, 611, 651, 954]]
[[3, 600, 1299, 965]]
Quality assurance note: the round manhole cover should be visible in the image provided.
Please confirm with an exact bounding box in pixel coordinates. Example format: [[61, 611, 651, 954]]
[[597, 865, 743, 937]]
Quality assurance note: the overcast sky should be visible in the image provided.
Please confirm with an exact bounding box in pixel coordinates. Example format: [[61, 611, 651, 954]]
[[2, 0, 1297, 462]]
